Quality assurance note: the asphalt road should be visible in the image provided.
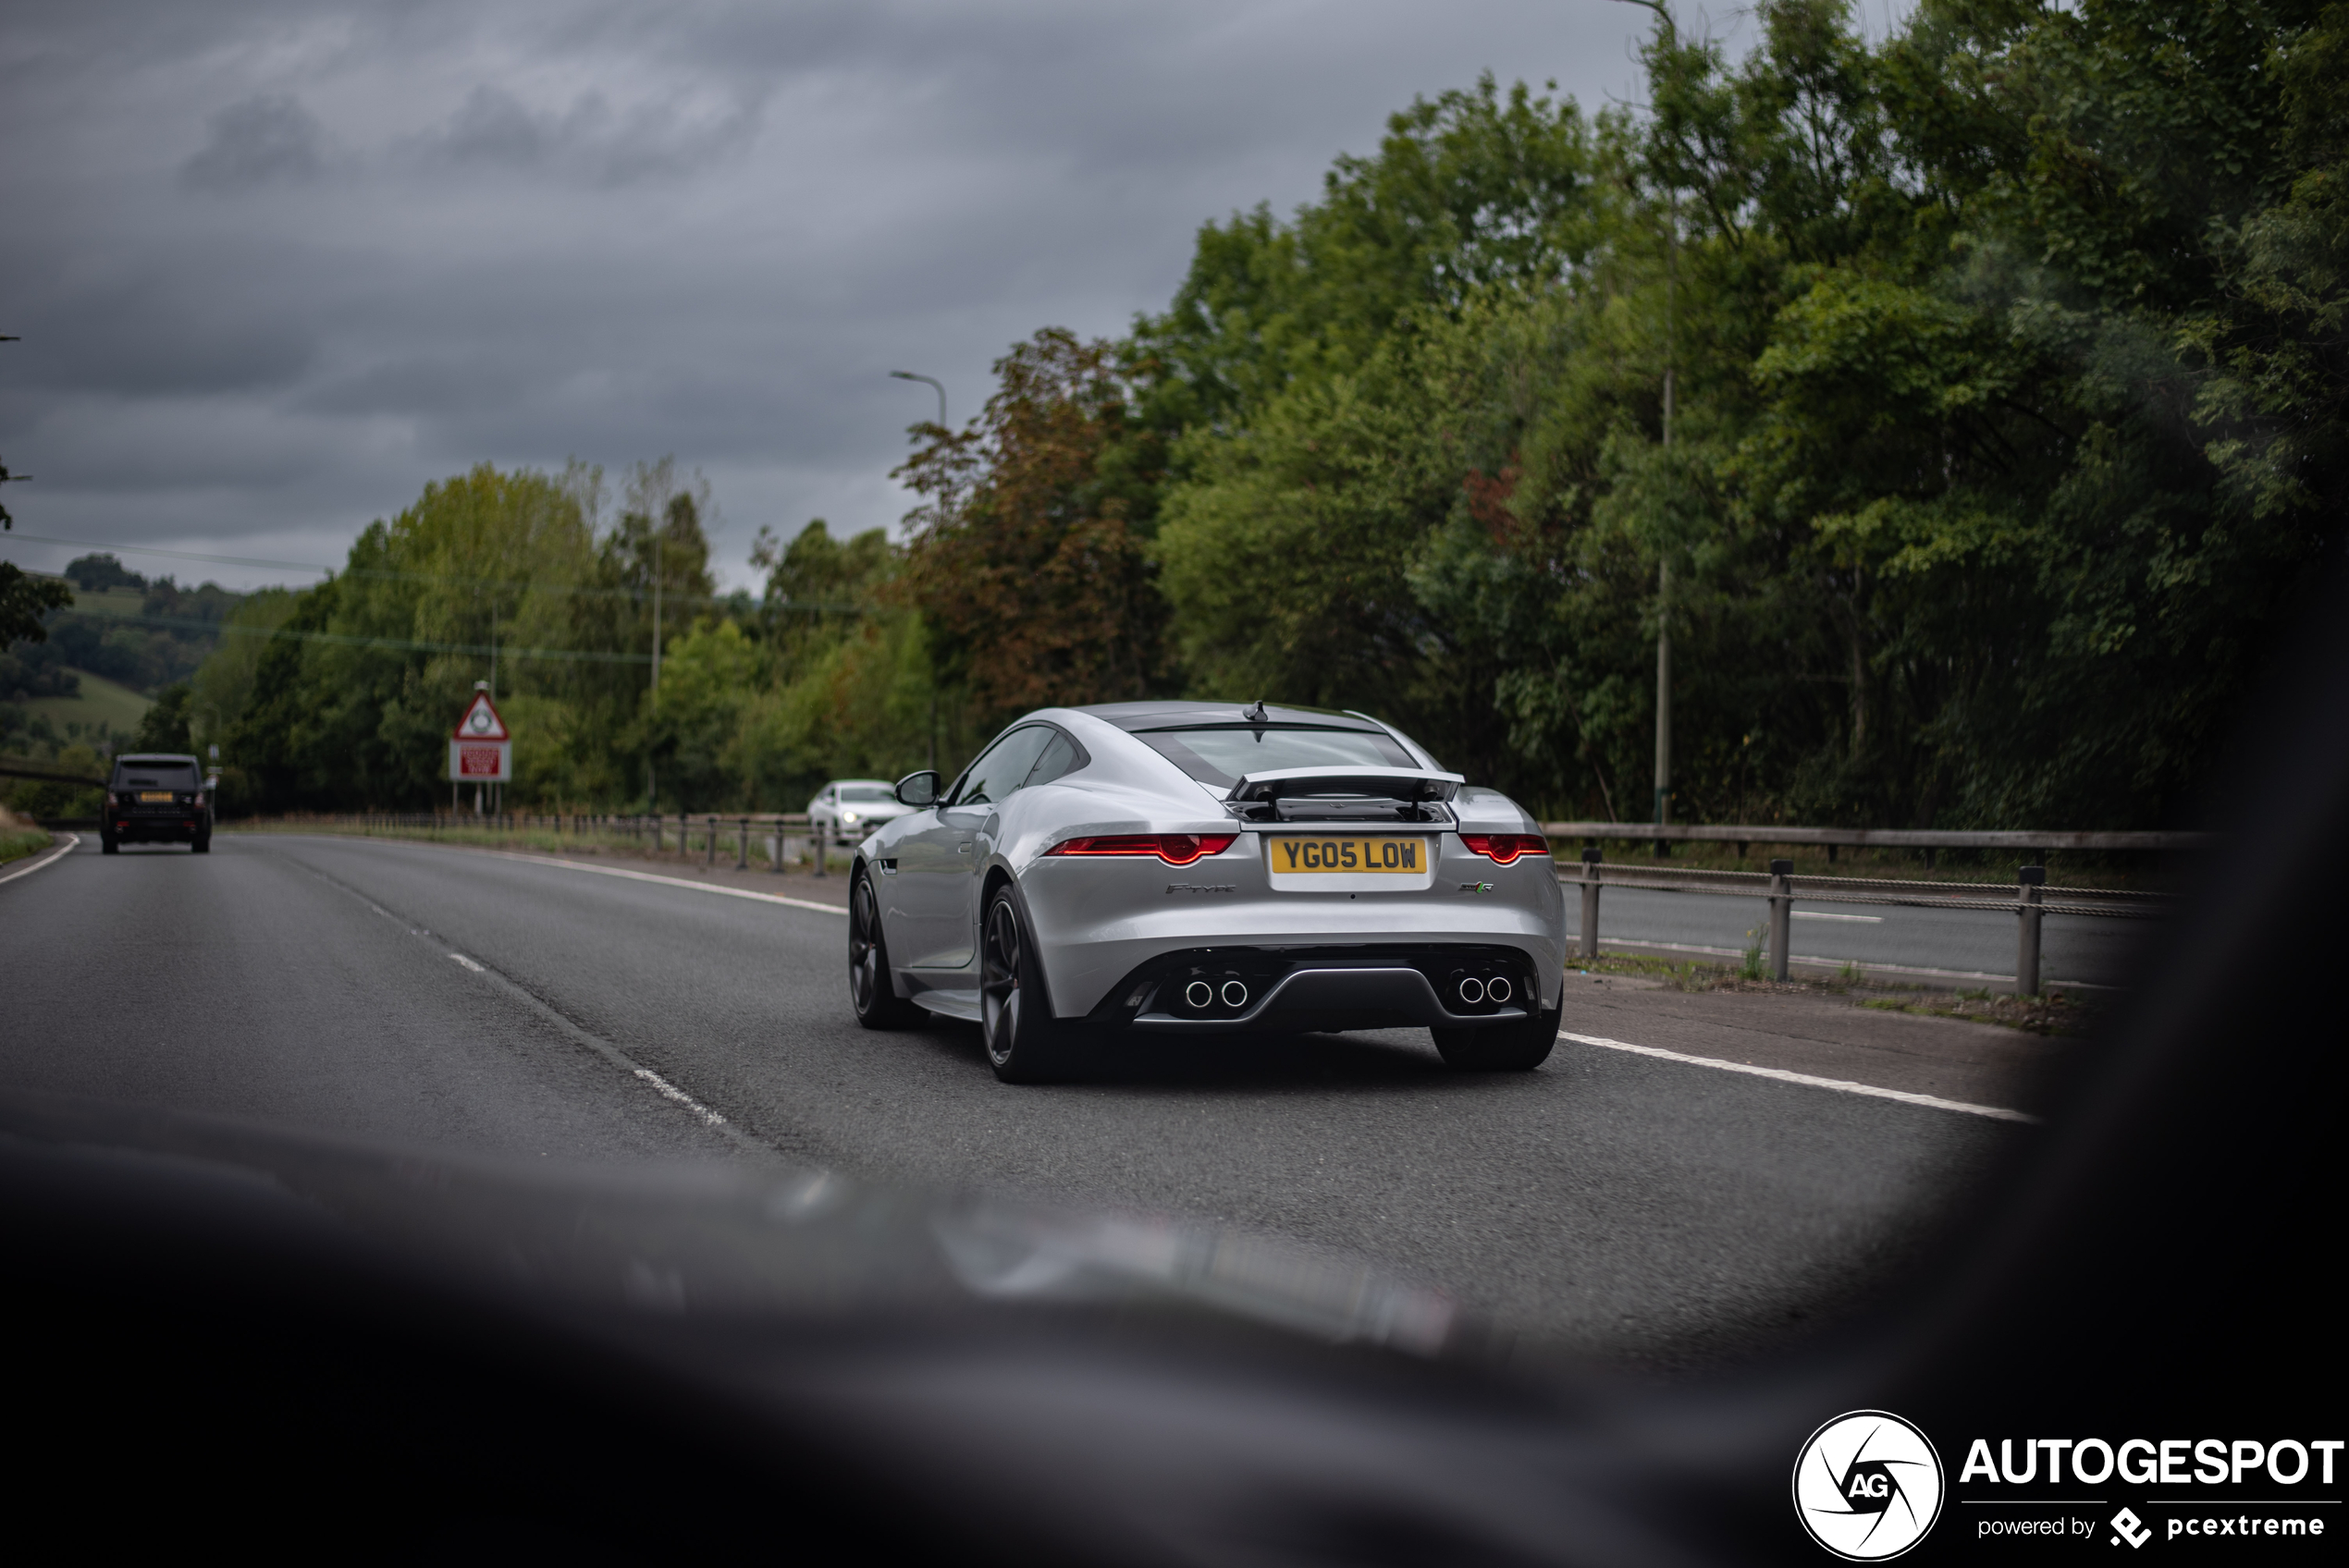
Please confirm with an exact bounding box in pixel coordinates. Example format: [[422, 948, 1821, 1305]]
[[1578, 883, 2136, 986], [2, 832, 2044, 1366]]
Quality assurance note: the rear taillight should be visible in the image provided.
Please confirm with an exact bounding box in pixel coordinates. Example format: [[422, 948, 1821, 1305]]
[[1047, 833, 1237, 867], [1459, 833, 1548, 865]]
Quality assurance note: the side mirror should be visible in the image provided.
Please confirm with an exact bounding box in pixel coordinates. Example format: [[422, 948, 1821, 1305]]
[[893, 770, 941, 808]]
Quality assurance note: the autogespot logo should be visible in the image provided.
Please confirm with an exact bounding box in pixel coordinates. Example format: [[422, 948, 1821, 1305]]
[[1794, 1411, 1947, 1561]]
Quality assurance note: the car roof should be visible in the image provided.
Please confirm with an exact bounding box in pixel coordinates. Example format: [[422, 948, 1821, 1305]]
[[823, 778, 893, 788], [1076, 701, 1385, 733], [114, 753, 202, 765]]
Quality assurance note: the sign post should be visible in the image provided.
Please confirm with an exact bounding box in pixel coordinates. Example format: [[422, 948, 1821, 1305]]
[[448, 682, 511, 815]]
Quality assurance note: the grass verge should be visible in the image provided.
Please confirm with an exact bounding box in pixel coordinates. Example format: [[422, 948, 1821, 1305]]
[[1, 827, 55, 866], [1566, 950, 2103, 1035]]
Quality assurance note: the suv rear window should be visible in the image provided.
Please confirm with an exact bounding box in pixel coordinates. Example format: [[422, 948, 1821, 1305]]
[[113, 763, 200, 789], [1138, 727, 1415, 789]]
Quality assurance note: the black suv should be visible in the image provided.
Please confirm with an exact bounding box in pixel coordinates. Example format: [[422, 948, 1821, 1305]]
[[103, 754, 213, 853]]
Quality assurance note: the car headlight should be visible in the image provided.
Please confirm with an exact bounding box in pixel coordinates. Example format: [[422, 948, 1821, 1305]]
[[841, 811, 860, 824]]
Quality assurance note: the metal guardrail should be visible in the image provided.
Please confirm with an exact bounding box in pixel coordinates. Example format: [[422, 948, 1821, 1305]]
[[1559, 852, 2174, 993], [260, 810, 842, 875], [1542, 819, 2210, 868]]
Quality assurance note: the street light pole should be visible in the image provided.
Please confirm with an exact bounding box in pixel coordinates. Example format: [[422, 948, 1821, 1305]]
[[888, 371, 948, 431], [892, 370, 950, 778]]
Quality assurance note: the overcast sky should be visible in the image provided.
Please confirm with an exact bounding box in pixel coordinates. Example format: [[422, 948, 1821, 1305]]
[[0, 0, 1823, 594]]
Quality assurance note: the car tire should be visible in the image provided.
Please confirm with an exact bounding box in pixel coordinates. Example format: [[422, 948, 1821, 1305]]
[[1432, 1001, 1559, 1072], [100, 835, 119, 855], [978, 887, 1084, 1084], [848, 868, 924, 1029], [192, 836, 211, 854]]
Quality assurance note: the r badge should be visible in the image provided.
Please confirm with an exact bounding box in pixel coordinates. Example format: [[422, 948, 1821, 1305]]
[[1458, 881, 1494, 893]]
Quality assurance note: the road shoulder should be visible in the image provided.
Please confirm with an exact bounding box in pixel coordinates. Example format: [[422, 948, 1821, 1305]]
[[1556, 978, 2058, 1116]]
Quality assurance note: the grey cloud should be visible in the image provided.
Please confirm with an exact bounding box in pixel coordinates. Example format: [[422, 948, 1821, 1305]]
[[180, 92, 325, 190], [1, 0, 1660, 592], [417, 80, 762, 185]]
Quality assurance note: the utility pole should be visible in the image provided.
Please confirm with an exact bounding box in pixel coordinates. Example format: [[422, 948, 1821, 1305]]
[[646, 529, 662, 814], [1654, 188, 1675, 851], [1618, 0, 1680, 854]]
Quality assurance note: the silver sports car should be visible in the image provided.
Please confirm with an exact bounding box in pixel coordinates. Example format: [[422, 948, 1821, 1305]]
[[848, 701, 1567, 1082]]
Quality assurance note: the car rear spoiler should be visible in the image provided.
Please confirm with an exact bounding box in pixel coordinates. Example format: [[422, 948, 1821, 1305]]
[[1227, 767, 1465, 806]]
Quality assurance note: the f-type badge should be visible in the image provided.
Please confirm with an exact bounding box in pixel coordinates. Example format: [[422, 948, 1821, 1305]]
[[1165, 883, 1236, 894]]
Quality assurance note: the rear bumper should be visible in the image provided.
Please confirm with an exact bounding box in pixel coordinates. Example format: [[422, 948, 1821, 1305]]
[[108, 816, 207, 842], [1084, 945, 1550, 1035]]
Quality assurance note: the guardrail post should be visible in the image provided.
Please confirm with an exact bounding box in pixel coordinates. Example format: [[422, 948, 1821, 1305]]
[[813, 819, 829, 878], [2016, 864, 2046, 997], [735, 816, 748, 871], [769, 824, 783, 874], [1768, 858, 1793, 982], [706, 815, 717, 869], [1579, 848, 1602, 962]]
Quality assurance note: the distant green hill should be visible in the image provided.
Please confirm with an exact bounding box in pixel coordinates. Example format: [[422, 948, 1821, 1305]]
[[11, 668, 152, 740]]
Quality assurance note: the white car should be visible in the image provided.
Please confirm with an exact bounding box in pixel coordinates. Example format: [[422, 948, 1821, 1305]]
[[809, 779, 917, 846], [848, 702, 1568, 1081]]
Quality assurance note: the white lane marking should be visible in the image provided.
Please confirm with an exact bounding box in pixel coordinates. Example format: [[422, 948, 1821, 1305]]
[[1560, 1031, 2039, 1123], [632, 1068, 730, 1129], [0, 832, 80, 887], [455, 847, 849, 915], [1793, 911, 1883, 923], [277, 854, 767, 1156]]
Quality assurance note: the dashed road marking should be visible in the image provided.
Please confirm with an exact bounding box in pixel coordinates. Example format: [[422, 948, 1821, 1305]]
[[631, 1068, 729, 1129], [1561, 1031, 2038, 1123], [281, 855, 767, 1155]]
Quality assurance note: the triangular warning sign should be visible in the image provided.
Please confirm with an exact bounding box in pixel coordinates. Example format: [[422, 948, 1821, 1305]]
[[451, 691, 510, 741]]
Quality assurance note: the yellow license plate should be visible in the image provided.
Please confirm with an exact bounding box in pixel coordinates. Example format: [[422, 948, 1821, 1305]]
[[138, 791, 175, 802], [1267, 836, 1427, 874]]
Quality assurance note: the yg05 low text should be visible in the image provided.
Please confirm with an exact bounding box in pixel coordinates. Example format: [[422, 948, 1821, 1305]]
[[1273, 838, 1421, 872]]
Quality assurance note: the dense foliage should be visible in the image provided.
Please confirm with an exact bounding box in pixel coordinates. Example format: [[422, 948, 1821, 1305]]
[[162, 0, 2344, 824]]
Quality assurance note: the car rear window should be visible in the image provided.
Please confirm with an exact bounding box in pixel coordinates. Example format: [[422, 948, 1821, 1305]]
[[1138, 727, 1415, 789], [114, 763, 200, 789]]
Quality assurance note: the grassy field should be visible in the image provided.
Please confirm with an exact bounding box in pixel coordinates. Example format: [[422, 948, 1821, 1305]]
[[57, 586, 151, 621], [11, 668, 154, 736]]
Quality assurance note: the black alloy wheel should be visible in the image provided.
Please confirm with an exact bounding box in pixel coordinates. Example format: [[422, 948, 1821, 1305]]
[[100, 835, 118, 855], [192, 836, 211, 854], [849, 870, 921, 1029], [1431, 1000, 1560, 1072], [978, 888, 1077, 1084]]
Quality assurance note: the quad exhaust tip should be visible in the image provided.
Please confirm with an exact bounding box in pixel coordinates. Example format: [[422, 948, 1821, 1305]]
[[1183, 979, 1251, 1011], [1457, 976, 1485, 1004], [1486, 975, 1512, 1003]]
